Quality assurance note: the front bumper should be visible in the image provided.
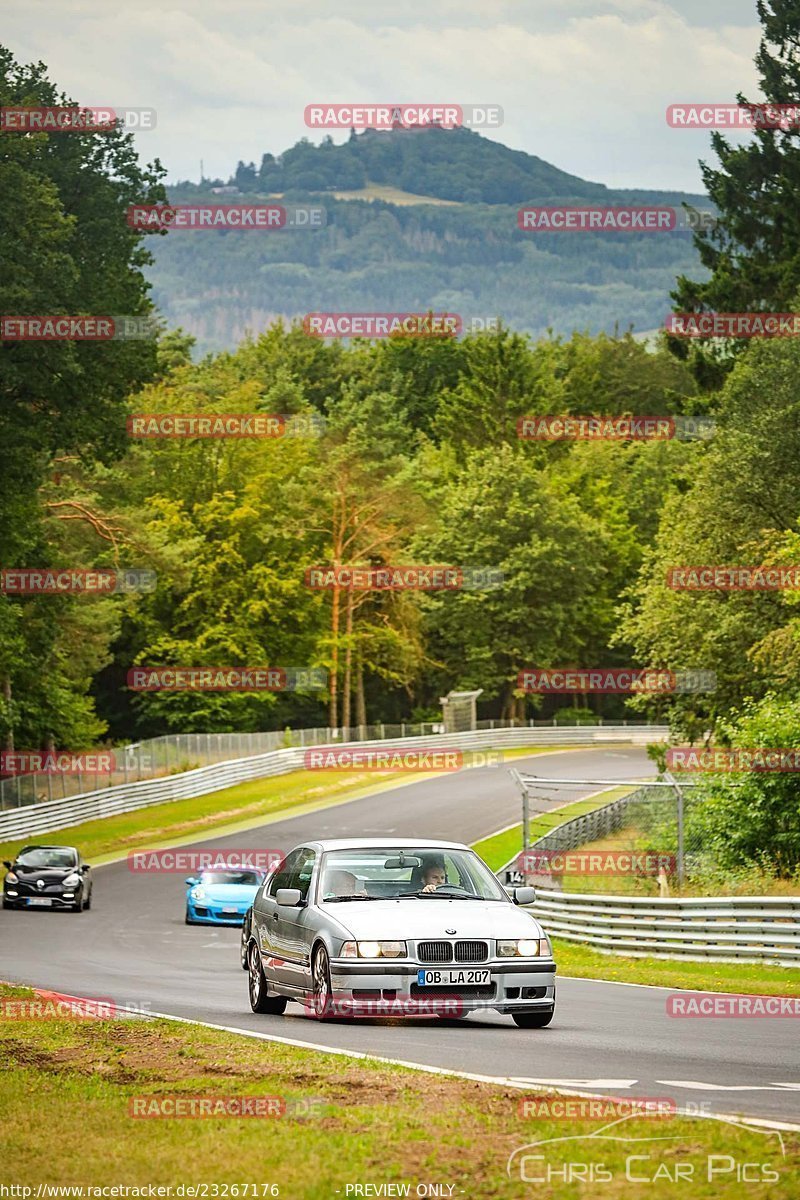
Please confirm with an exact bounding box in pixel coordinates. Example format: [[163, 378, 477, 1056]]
[[186, 902, 249, 925], [4, 884, 83, 909], [329, 958, 556, 1013]]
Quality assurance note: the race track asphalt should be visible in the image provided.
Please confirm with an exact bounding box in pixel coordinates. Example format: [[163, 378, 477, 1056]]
[[2, 746, 798, 1125]]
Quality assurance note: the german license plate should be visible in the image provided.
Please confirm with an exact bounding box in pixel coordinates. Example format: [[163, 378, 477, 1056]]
[[28, 897, 53, 907], [222, 908, 239, 915], [417, 968, 490, 986]]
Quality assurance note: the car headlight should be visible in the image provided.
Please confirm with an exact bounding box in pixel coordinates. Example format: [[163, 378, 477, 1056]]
[[341, 940, 407, 959], [497, 938, 550, 957], [4, 872, 18, 884], [62, 873, 81, 888], [190, 887, 206, 901]]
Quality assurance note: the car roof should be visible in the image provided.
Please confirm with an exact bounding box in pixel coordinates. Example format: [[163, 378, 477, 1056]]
[[19, 844, 79, 853], [303, 838, 471, 852]]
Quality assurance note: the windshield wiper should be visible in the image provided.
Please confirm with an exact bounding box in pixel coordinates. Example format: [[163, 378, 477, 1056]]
[[323, 894, 386, 902], [404, 890, 485, 900]]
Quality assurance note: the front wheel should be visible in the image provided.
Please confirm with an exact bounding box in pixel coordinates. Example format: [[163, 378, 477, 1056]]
[[512, 1007, 555, 1028], [312, 945, 333, 1019], [248, 942, 287, 1015]]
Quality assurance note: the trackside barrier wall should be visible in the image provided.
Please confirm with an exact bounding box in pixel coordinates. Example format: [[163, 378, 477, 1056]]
[[526, 889, 800, 967], [0, 725, 667, 841], [502, 790, 800, 966]]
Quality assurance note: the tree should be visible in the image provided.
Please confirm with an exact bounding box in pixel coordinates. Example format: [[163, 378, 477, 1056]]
[[622, 331, 800, 734], [670, 1, 800, 384]]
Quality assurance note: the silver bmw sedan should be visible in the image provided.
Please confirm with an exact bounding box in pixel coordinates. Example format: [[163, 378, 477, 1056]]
[[245, 838, 556, 1028]]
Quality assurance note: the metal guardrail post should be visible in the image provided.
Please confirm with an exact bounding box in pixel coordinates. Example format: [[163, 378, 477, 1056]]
[[663, 770, 685, 887]]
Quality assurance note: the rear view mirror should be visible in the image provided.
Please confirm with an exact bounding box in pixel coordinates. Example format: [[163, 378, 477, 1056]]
[[185, 877, 199, 886], [384, 856, 421, 869], [2, 861, 11, 870], [513, 886, 537, 906], [276, 887, 303, 907]]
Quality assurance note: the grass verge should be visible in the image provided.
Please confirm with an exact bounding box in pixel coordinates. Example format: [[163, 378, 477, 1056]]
[[473, 785, 638, 872], [0, 983, 796, 1197], [553, 939, 800, 995]]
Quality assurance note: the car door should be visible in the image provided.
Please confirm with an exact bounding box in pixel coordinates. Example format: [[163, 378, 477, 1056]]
[[279, 847, 318, 993], [255, 849, 302, 988]]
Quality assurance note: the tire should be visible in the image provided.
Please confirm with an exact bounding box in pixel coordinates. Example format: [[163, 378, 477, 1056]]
[[83, 890, 92, 911], [512, 1007, 555, 1028], [312, 944, 333, 1020], [2, 899, 15, 910], [184, 908, 193, 925], [248, 942, 287, 1015]]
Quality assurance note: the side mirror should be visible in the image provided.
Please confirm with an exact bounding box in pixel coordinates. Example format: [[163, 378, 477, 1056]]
[[276, 887, 303, 908], [2, 861, 11, 870], [513, 886, 537, 906], [83, 864, 92, 871], [185, 877, 199, 886]]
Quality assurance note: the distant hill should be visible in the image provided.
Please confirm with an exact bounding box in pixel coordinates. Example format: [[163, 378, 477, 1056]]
[[148, 126, 710, 354], [174, 125, 708, 209]]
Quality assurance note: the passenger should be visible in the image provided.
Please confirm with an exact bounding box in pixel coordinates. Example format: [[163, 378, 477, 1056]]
[[322, 868, 366, 899]]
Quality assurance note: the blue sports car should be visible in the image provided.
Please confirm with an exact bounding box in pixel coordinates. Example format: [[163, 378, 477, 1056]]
[[184, 869, 264, 925]]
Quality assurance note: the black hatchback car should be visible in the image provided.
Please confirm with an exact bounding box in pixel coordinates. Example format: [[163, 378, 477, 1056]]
[[2, 845, 93, 912]]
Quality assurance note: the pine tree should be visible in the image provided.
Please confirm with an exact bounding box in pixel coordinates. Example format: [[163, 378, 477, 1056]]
[[670, 1, 800, 386]]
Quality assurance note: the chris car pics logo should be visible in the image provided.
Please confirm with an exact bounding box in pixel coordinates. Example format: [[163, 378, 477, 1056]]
[[507, 1114, 785, 1185]]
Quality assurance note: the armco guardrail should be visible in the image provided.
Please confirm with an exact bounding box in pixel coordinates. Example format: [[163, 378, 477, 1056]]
[[526, 890, 800, 967], [0, 717, 657, 809], [499, 783, 800, 966], [0, 724, 668, 841], [525, 786, 649, 854]]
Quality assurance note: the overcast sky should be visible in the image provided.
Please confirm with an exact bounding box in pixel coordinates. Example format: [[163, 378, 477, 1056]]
[[5, 0, 764, 191]]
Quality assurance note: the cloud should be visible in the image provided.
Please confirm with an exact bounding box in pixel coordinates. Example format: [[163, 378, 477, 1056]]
[[3, 0, 761, 189]]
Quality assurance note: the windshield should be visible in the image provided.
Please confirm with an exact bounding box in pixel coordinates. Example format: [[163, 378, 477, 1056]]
[[199, 870, 262, 886], [17, 847, 78, 869], [318, 848, 506, 902]]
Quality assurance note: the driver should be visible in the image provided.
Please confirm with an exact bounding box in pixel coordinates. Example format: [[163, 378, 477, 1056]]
[[420, 859, 446, 893]]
